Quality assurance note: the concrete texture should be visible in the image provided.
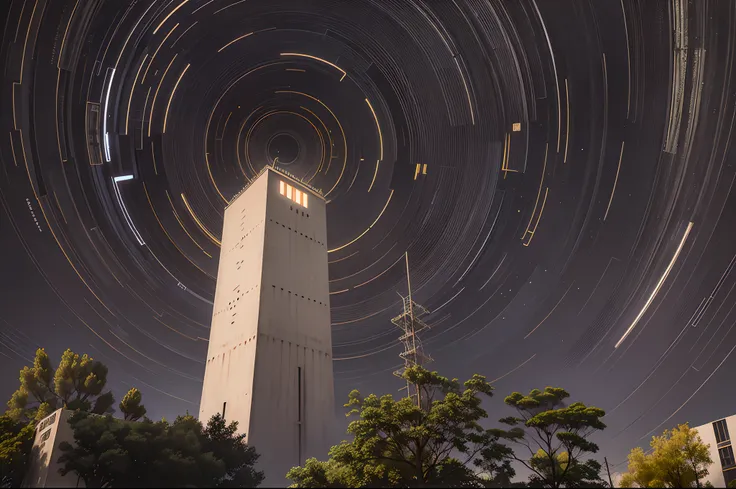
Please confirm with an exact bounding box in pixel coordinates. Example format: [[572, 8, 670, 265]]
[[199, 168, 335, 486], [693, 415, 736, 487], [24, 409, 82, 488]]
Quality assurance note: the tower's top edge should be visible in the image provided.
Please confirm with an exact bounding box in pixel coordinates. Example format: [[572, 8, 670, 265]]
[[226, 166, 325, 209]]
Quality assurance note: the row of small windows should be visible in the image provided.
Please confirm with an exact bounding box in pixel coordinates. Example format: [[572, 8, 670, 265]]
[[270, 219, 324, 246], [213, 285, 258, 318], [290, 205, 309, 218], [207, 334, 330, 363], [38, 412, 57, 431], [271, 285, 328, 306], [208, 334, 258, 362], [280, 181, 309, 208], [226, 221, 263, 254], [236, 221, 263, 245]]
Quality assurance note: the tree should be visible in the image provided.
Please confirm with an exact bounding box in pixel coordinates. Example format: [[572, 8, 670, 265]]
[[0, 414, 35, 487], [286, 458, 349, 488], [57, 413, 132, 487], [5, 348, 115, 423], [618, 447, 657, 488], [475, 451, 516, 488], [619, 424, 711, 488], [675, 424, 711, 488], [119, 388, 146, 421], [287, 365, 510, 488], [202, 413, 264, 487], [526, 451, 607, 488], [58, 411, 263, 488], [490, 387, 607, 488]]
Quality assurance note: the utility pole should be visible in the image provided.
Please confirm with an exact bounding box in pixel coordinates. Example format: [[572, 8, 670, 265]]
[[604, 457, 614, 488], [391, 252, 432, 408]]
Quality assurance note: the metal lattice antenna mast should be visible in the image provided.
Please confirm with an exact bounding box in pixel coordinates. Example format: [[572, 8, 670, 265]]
[[392, 252, 432, 407]]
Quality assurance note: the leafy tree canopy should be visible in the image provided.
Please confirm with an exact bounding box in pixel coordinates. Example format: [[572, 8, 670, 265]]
[[5, 348, 115, 423], [119, 388, 146, 421], [58, 411, 263, 488], [287, 365, 512, 488], [490, 386, 607, 488], [619, 424, 712, 488], [0, 414, 35, 487]]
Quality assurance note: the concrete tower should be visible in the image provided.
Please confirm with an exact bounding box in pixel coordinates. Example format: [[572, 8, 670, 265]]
[[199, 167, 335, 486]]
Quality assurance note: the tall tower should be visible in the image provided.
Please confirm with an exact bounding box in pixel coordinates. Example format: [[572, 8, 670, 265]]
[[199, 167, 335, 486]]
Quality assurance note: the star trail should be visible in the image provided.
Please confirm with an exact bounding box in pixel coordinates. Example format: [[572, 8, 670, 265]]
[[2, 0, 736, 467]]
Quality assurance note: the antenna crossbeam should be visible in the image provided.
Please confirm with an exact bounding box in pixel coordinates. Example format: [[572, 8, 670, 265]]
[[392, 252, 433, 407]]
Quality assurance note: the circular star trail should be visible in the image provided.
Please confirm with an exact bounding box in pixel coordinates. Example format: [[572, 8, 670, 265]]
[[2, 0, 736, 466]]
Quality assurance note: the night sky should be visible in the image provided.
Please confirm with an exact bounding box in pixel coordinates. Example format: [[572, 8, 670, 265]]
[[2, 0, 736, 472]]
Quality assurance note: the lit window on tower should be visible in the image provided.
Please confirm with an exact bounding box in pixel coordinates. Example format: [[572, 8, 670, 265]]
[[279, 181, 308, 208]]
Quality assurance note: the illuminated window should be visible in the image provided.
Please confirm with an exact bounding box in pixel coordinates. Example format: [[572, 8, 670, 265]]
[[278, 180, 309, 209]]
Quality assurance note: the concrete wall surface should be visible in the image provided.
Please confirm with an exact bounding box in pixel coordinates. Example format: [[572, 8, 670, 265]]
[[199, 168, 335, 487], [692, 415, 736, 488], [24, 409, 82, 488]]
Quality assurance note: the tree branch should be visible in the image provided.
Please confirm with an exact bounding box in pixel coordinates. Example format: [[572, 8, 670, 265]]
[[510, 452, 549, 484]]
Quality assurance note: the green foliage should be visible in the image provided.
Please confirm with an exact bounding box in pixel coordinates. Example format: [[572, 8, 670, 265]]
[[490, 387, 607, 488], [5, 348, 115, 423], [286, 458, 347, 488], [287, 365, 508, 488], [58, 411, 263, 488], [0, 414, 35, 487], [119, 388, 146, 421], [203, 413, 263, 487], [619, 424, 712, 488], [93, 391, 116, 416]]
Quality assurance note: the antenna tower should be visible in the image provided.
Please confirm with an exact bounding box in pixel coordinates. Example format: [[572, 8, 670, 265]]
[[392, 252, 432, 407]]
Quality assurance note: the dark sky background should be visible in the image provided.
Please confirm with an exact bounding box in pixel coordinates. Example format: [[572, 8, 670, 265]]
[[2, 0, 736, 474]]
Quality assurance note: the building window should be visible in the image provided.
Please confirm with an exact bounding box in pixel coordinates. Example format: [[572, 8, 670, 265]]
[[38, 413, 57, 431], [714, 419, 731, 443], [40, 429, 51, 442], [720, 445, 735, 468], [725, 468, 736, 487], [279, 181, 309, 209]]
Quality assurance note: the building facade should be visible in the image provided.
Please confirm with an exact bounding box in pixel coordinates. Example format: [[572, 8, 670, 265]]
[[198, 167, 335, 486], [23, 409, 82, 488], [693, 415, 736, 487]]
